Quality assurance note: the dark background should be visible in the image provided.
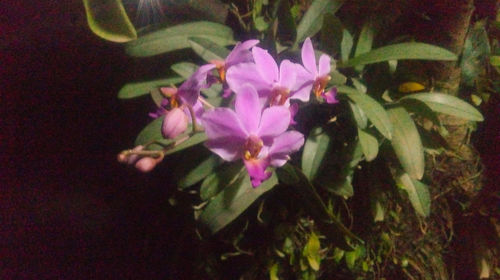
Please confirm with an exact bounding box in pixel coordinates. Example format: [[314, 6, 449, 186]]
[[2, 1, 191, 278]]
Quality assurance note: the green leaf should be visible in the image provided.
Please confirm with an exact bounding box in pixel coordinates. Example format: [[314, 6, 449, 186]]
[[342, 42, 457, 67], [461, 21, 490, 86], [354, 22, 375, 71], [198, 172, 278, 234], [396, 173, 431, 217], [349, 101, 368, 129], [490, 55, 500, 66], [341, 29, 353, 62], [178, 155, 221, 189], [354, 22, 375, 58], [315, 140, 363, 198], [277, 164, 363, 245], [401, 93, 484, 121], [118, 77, 184, 99], [83, 0, 137, 43], [200, 163, 244, 201], [162, 132, 207, 156], [338, 86, 393, 139], [134, 117, 163, 146], [320, 13, 343, 55], [171, 62, 198, 78], [134, 117, 207, 155], [302, 127, 331, 181], [387, 107, 425, 180], [357, 128, 378, 161], [294, 0, 344, 46], [188, 37, 230, 62], [303, 232, 321, 271], [125, 21, 234, 57]]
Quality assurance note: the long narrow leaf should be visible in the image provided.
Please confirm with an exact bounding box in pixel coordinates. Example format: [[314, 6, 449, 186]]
[[188, 37, 230, 62], [401, 93, 484, 121], [397, 173, 431, 217], [198, 172, 278, 234], [342, 42, 457, 67], [118, 77, 183, 99], [295, 0, 344, 46], [387, 107, 425, 180], [302, 127, 331, 181], [338, 86, 393, 139], [126, 21, 234, 57]]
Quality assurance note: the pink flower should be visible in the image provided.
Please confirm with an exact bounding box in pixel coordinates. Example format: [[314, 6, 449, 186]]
[[202, 84, 304, 187]]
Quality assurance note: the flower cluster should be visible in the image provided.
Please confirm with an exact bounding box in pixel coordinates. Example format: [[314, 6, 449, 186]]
[[150, 38, 338, 186]]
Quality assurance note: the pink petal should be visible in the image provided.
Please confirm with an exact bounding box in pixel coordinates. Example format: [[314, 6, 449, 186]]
[[252, 47, 278, 83], [269, 131, 304, 167], [162, 108, 188, 139], [179, 64, 216, 105], [301, 37, 317, 75], [323, 88, 339, 104], [278, 60, 297, 90], [258, 106, 290, 139], [226, 62, 270, 94], [244, 158, 272, 187], [235, 84, 261, 134], [225, 39, 259, 66], [202, 108, 248, 140], [318, 54, 331, 77], [205, 137, 244, 161], [290, 83, 312, 102]]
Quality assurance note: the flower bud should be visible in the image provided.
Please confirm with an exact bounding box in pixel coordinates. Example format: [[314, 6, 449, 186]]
[[162, 108, 188, 139], [117, 145, 144, 164], [135, 157, 158, 173]]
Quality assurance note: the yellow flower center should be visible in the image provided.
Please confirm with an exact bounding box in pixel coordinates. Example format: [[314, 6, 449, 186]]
[[313, 75, 331, 98], [243, 135, 263, 160], [269, 86, 290, 106]]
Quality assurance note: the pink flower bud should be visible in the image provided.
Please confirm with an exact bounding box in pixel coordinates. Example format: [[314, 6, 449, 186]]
[[117, 145, 144, 164], [162, 108, 188, 139], [135, 157, 158, 173]]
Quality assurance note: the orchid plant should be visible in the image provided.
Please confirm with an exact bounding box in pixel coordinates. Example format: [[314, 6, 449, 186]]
[[120, 38, 336, 187]]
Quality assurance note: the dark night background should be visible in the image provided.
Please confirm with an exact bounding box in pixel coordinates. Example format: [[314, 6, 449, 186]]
[[2, 1, 193, 278], [2, 1, 500, 279]]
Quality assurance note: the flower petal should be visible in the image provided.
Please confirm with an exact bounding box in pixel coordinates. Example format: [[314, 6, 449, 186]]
[[179, 64, 216, 105], [269, 131, 304, 167], [205, 136, 244, 161], [202, 108, 248, 140], [225, 39, 259, 67], [301, 37, 317, 75], [244, 158, 272, 187], [278, 60, 297, 90], [318, 54, 331, 77], [252, 47, 278, 83], [235, 84, 261, 134], [322, 88, 339, 104], [226, 62, 270, 94], [162, 108, 188, 139], [258, 106, 290, 139]]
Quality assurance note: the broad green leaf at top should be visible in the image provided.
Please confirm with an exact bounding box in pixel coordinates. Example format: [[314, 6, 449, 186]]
[[83, 0, 137, 43], [342, 42, 457, 67], [294, 0, 344, 47], [126, 21, 234, 57], [188, 37, 230, 62]]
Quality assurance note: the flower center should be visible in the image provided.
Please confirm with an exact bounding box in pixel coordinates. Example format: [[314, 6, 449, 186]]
[[313, 75, 331, 98], [210, 60, 226, 82], [269, 86, 290, 106], [243, 135, 264, 160], [160, 87, 181, 108]]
